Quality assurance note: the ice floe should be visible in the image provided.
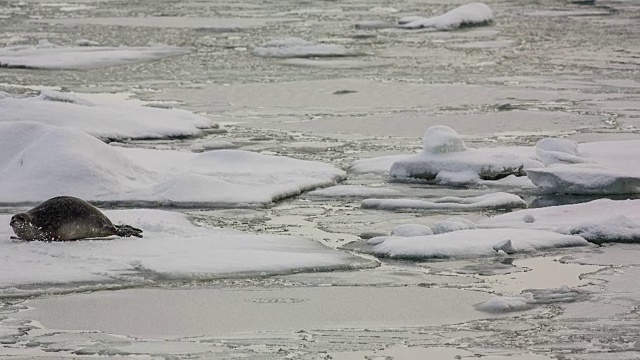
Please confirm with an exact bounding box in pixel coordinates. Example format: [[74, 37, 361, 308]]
[[390, 224, 434, 237], [390, 126, 542, 183], [0, 40, 189, 70], [0, 210, 368, 293], [0, 122, 346, 206], [526, 139, 640, 195], [363, 228, 588, 259], [0, 90, 214, 140], [307, 185, 400, 198], [252, 37, 355, 58], [475, 286, 589, 313], [479, 198, 640, 244], [361, 192, 526, 211], [433, 217, 477, 234], [399, 2, 494, 30]]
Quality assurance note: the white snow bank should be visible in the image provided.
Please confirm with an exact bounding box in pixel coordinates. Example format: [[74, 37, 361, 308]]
[[479, 199, 640, 244], [307, 185, 400, 198], [475, 294, 535, 313], [399, 2, 494, 30], [390, 126, 542, 184], [0, 41, 189, 70], [365, 228, 588, 259], [527, 139, 640, 194], [253, 37, 355, 58], [0, 122, 346, 206], [0, 210, 367, 291], [361, 192, 526, 211], [0, 90, 214, 140]]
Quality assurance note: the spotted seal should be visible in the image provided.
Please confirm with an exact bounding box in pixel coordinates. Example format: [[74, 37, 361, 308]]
[[10, 196, 143, 241]]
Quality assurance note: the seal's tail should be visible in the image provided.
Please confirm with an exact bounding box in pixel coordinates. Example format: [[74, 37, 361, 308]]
[[115, 224, 143, 238]]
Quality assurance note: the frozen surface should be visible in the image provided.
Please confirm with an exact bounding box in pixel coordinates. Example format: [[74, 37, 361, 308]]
[[390, 126, 542, 184], [433, 217, 477, 234], [0, 210, 367, 292], [399, 2, 494, 30], [0, 90, 214, 140], [479, 199, 640, 244], [527, 140, 640, 195], [361, 192, 526, 211], [350, 154, 412, 175], [390, 224, 434, 237], [307, 185, 400, 198], [363, 228, 588, 260], [0, 122, 345, 205], [475, 294, 535, 313], [0, 41, 189, 70], [252, 37, 355, 58]]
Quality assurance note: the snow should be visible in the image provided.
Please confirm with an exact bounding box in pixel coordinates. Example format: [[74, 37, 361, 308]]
[[0, 90, 215, 140], [307, 185, 400, 198], [479, 199, 640, 244], [364, 228, 589, 260], [526, 139, 640, 194], [390, 224, 433, 237], [433, 217, 476, 234], [0, 122, 346, 206], [475, 286, 587, 313], [390, 126, 542, 184], [349, 154, 412, 175], [399, 2, 494, 30], [361, 192, 526, 211], [0, 210, 366, 292], [0, 41, 190, 70], [252, 37, 355, 58], [475, 294, 535, 313]]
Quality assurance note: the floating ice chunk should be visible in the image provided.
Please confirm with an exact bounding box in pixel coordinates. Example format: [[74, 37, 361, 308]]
[[349, 154, 413, 175], [435, 169, 481, 186], [423, 125, 468, 154], [0, 90, 214, 140], [0, 122, 346, 205], [390, 224, 433, 237], [0, 42, 190, 70], [75, 39, 100, 47], [361, 192, 526, 211], [307, 185, 400, 198], [390, 126, 542, 183], [492, 239, 515, 254], [252, 37, 354, 58], [354, 20, 396, 29], [527, 139, 640, 195], [535, 138, 585, 166], [479, 199, 640, 244], [475, 294, 535, 313], [432, 217, 476, 234], [362, 228, 588, 260], [399, 2, 494, 31], [0, 210, 367, 292]]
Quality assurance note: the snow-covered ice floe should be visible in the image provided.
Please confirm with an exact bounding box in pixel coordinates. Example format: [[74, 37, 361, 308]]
[[526, 138, 640, 195], [475, 285, 586, 313], [389, 126, 541, 184], [252, 37, 355, 58], [0, 122, 346, 206], [0, 90, 214, 140], [479, 199, 640, 244], [362, 228, 588, 260], [0, 210, 369, 293], [0, 40, 190, 70], [361, 192, 526, 211], [399, 2, 494, 30]]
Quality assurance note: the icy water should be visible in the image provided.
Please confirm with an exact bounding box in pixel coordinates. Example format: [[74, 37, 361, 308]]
[[2, 0, 640, 358]]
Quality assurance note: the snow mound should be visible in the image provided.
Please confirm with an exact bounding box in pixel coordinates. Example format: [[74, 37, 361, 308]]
[[349, 154, 412, 175], [0, 41, 189, 70], [475, 294, 535, 313], [526, 139, 640, 195], [252, 37, 354, 58], [0, 122, 346, 206], [307, 185, 400, 198], [433, 217, 476, 234], [479, 199, 640, 244], [361, 192, 526, 211], [399, 2, 494, 30], [476, 286, 588, 313], [0, 210, 367, 293], [390, 126, 542, 184], [365, 228, 588, 260], [0, 90, 215, 140], [391, 224, 434, 237]]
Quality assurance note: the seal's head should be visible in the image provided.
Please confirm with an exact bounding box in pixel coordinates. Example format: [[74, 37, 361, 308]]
[[10, 213, 34, 240]]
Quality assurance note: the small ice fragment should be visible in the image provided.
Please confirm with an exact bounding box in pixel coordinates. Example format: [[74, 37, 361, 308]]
[[523, 214, 535, 223], [492, 239, 515, 254]]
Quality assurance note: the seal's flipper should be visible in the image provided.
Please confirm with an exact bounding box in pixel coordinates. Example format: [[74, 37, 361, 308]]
[[115, 224, 143, 238]]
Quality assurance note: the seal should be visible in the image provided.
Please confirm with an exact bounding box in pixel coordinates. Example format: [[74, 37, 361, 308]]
[[10, 196, 143, 241]]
